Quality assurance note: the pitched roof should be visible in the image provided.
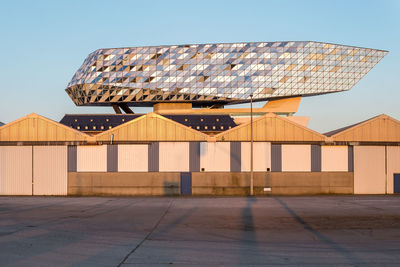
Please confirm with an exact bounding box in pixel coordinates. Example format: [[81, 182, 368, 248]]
[[327, 114, 400, 142], [95, 113, 209, 142], [0, 122, 4, 127], [0, 113, 89, 142], [215, 113, 325, 142], [59, 114, 237, 133]]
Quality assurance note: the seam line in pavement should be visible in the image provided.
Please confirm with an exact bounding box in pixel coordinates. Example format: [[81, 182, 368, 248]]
[[116, 199, 174, 267]]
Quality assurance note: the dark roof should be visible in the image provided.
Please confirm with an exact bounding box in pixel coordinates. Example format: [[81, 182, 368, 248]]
[[0, 122, 4, 127], [59, 114, 237, 133], [324, 115, 381, 137]]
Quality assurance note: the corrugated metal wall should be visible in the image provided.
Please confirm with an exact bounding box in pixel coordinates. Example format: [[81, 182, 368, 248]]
[[77, 145, 107, 172], [0, 146, 32, 195], [0, 114, 88, 142], [216, 114, 325, 142], [33, 146, 67, 195], [354, 146, 386, 194], [241, 142, 271, 172], [386, 146, 400, 194], [118, 144, 148, 172], [321, 146, 348, 172], [281, 145, 311, 172], [159, 142, 189, 172], [200, 142, 230, 171]]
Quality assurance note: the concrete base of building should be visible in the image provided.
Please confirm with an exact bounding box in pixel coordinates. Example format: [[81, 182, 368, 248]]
[[68, 172, 353, 196]]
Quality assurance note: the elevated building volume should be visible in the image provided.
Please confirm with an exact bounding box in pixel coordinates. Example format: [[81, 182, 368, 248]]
[[66, 41, 387, 110]]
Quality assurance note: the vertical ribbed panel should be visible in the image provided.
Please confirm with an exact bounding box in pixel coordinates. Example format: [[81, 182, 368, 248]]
[[282, 145, 311, 172], [33, 146, 67, 195], [148, 142, 159, 172], [159, 142, 189, 172], [348, 146, 354, 172], [241, 142, 271, 172], [77, 146, 107, 172], [200, 142, 230, 171], [189, 142, 200, 172], [107, 145, 118, 172], [321, 146, 348, 171], [230, 142, 241, 172], [271, 144, 282, 172], [118, 144, 148, 172], [0, 146, 32, 195], [386, 146, 400, 194], [67, 146, 77, 172], [354, 146, 385, 194], [311, 145, 321, 172]]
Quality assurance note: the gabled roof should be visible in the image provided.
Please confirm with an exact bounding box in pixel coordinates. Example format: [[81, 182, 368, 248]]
[[326, 114, 400, 142], [215, 113, 325, 142], [0, 113, 89, 142], [95, 113, 209, 142]]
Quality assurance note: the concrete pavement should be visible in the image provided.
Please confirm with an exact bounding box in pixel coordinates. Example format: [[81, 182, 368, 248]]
[[1, 196, 400, 266]]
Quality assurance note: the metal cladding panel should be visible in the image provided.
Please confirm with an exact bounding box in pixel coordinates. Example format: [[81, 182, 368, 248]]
[[189, 142, 200, 172], [348, 146, 354, 172], [271, 144, 282, 172], [282, 145, 311, 172], [0, 146, 32, 195], [354, 146, 386, 194], [216, 115, 326, 142], [118, 145, 148, 172], [66, 42, 387, 106], [386, 146, 400, 194], [241, 142, 271, 172], [321, 146, 348, 172], [230, 142, 241, 172], [311, 145, 321, 172], [77, 146, 107, 172], [159, 142, 189, 172], [200, 142, 230, 172], [148, 142, 159, 172], [107, 145, 118, 172], [67, 146, 77, 172], [33, 146, 67, 195]]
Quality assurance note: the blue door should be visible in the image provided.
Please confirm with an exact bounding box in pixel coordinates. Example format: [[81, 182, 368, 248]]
[[180, 172, 192, 195], [394, 174, 400, 193]]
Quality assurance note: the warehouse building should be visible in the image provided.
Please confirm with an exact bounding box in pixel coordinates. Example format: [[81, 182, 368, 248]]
[[0, 41, 397, 196], [0, 112, 399, 196]]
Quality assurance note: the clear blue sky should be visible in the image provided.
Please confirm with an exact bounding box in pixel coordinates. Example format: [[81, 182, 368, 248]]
[[0, 0, 398, 132]]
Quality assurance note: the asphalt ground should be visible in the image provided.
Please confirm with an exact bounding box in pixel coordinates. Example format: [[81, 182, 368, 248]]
[[1, 196, 400, 266]]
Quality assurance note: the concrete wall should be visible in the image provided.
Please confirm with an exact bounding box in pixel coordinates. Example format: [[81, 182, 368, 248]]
[[118, 144, 148, 172], [386, 146, 400, 194], [241, 142, 271, 172], [282, 145, 311, 171], [68, 171, 353, 196], [68, 172, 180, 196], [354, 146, 386, 194], [321, 146, 348, 172]]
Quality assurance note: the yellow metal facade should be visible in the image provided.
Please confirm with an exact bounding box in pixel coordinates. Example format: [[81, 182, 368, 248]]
[[0, 113, 88, 142], [95, 113, 208, 142], [215, 113, 325, 142], [331, 114, 400, 142]]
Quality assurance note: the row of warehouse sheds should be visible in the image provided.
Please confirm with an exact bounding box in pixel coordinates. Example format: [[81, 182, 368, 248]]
[[0, 112, 400, 144]]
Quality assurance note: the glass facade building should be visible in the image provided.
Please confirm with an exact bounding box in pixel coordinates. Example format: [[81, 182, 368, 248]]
[[66, 41, 387, 107]]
